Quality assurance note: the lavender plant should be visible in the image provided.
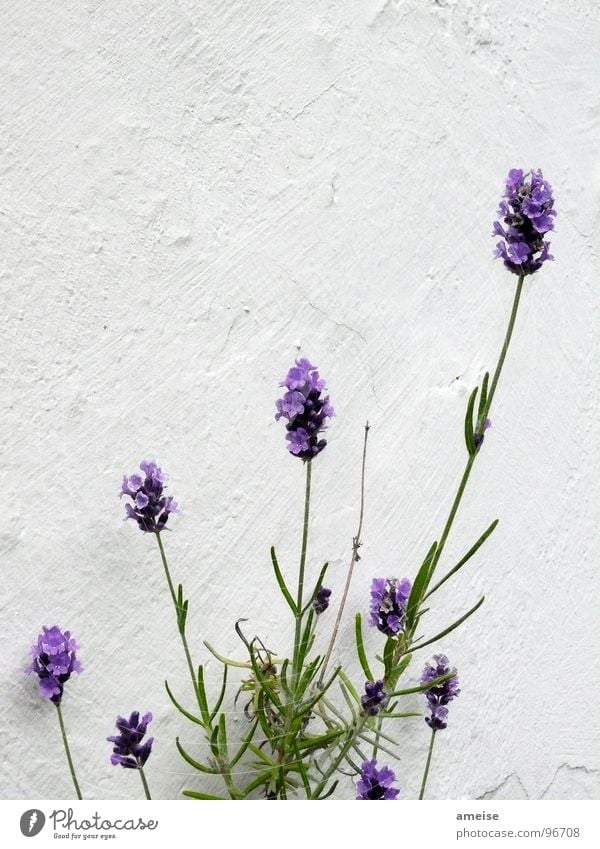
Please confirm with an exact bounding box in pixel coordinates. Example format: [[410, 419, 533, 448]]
[[26, 167, 555, 800], [114, 167, 555, 800], [27, 626, 83, 799]]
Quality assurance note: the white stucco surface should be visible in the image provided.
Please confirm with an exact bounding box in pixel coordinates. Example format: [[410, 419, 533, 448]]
[[1, 0, 599, 801]]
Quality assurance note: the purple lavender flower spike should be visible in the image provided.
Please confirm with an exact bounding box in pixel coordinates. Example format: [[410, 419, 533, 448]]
[[361, 680, 389, 717], [421, 654, 460, 730], [493, 169, 555, 276], [275, 357, 334, 460], [312, 586, 332, 615], [121, 460, 179, 533], [26, 626, 82, 704], [369, 577, 411, 637], [108, 711, 154, 769], [356, 759, 400, 800]]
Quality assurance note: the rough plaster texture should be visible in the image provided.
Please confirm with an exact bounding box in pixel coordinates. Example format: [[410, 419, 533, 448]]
[[1, 0, 600, 801]]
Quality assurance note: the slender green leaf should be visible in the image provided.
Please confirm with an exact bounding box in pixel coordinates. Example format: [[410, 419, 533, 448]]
[[338, 681, 358, 719], [464, 386, 478, 456], [248, 743, 278, 766], [346, 750, 365, 772], [298, 667, 341, 718], [319, 780, 339, 800], [297, 610, 316, 670], [195, 666, 211, 726], [410, 596, 485, 653], [209, 724, 220, 759], [230, 719, 259, 767], [478, 371, 490, 420], [279, 658, 292, 698], [358, 733, 399, 761], [424, 519, 499, 600], [183, 790, 226, 800], [240, 768, 279, 797], [176, 737, 218, 774], [292, 741, 312, 798], [354, 613, 374, 681], [378, 711, 422, 719], [319, 694, 347, 727], [164, 679, 204, 727], [392, 652, 413, 682], [217, 714, 228, 759], [209, 664, 228, 724], [338, 669, 360, 703], [389, 670, 457, 697], [203, 641, 253, 669], [176, 584, 188, 634], [296, 728, 345, 752], [296, 654, 322, 699], [383, 637, 395, 680], [362, 723, 403, 748], [302, 562, 330, 614], [270, 546, 297, 613], [405, 541, 437, 629], [255, 691, 277, 742]]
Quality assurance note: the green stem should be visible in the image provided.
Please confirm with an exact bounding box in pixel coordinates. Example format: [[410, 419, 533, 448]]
[[155, 532, 240, 800], [319, 424, 369, 685], [425, 273, 525, 586], [138, 766, 152, 800], [370, 276, 526, 764], [55, 703, 82, 800], [155, 532, 199, 711], [481, 273, 525, 420], [419, 728, 436, 800], [292, 460, 312, 686]]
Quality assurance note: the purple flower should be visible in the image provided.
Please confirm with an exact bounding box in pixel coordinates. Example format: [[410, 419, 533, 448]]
[[275, 358, 334, 460], [473, 417, 491, 450], [312, 586, 332, 615], [121, 460, 178, 533], [356, 759, 399, 800], [493, 168, 555, 275], [361, 680, 389, 717], [26, 626, 82, 704], [369, 577, 411, 637], [108, 711, 154, 769], [421, 654, 460, 731]]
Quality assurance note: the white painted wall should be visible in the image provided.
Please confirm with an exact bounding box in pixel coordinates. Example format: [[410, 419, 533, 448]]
[[1, 0, 599, 800]]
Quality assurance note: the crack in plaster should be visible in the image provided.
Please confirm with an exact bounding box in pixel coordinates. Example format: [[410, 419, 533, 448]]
[[540, 763, 600, 799], [307, 300, 367, 344], [477, 772, 530, 800], [290, 76, 343, 120]]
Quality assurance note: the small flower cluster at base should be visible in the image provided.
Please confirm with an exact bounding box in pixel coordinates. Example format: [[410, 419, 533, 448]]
[[493, 169, 555, 275], [108, 711, 154, 769], [361, 680, 389, 716], [275, 358, 334, 459], [473, 418, 491, 451], [369, 577, 411, 637], [121, 460, 178, 533], [312, 586, 332, 614], [421, 654, 460, 730], [27, 626, 82, 704], [356, 759, 399, 800]]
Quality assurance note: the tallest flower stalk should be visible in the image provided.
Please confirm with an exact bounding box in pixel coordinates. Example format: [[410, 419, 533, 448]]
[[275, 358, 333, 676], [423, 168, 556, 593]]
